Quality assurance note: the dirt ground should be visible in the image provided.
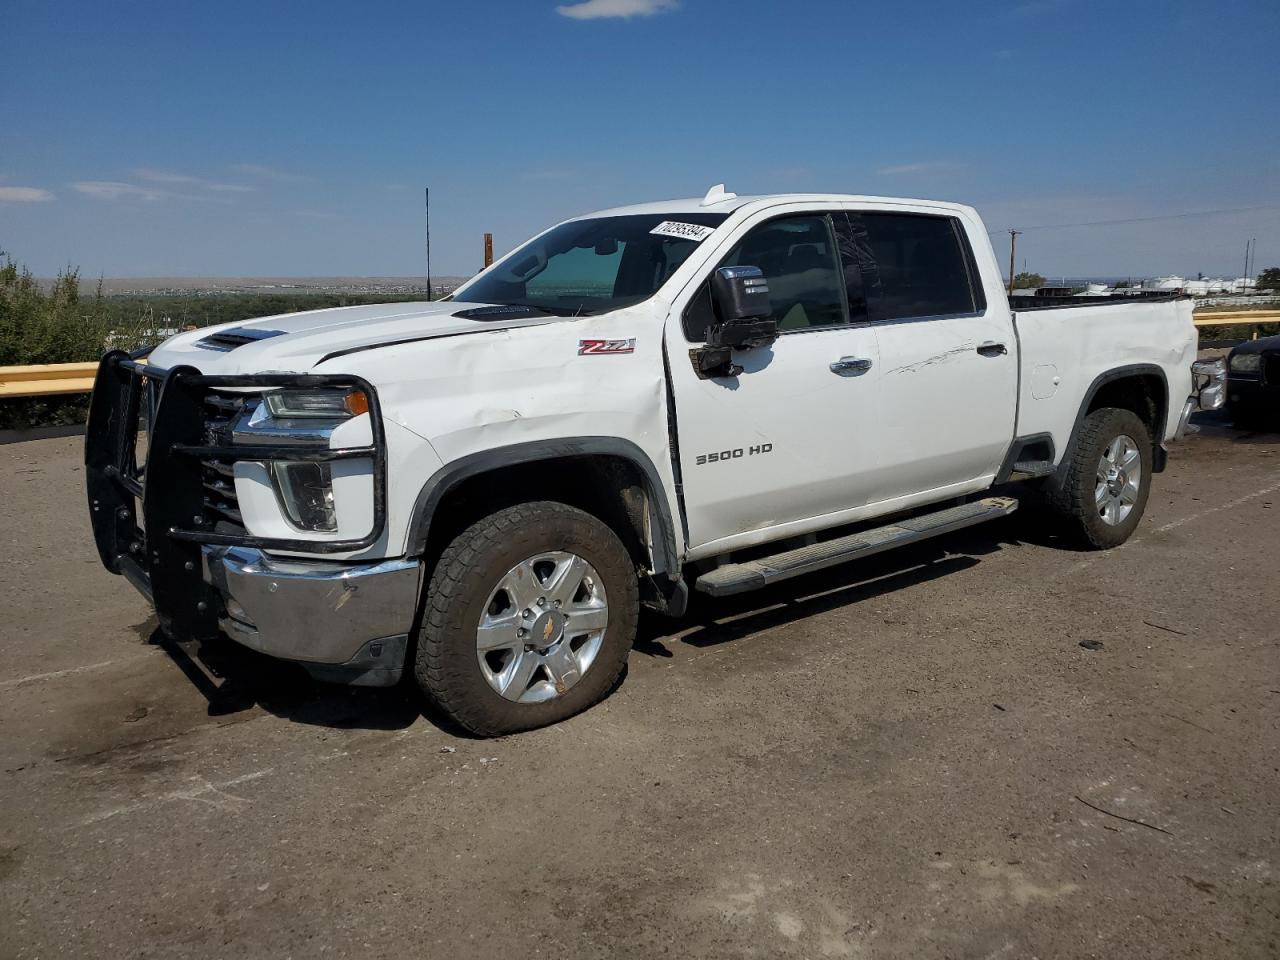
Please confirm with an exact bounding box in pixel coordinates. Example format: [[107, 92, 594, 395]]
[[1, 413, 1277, 959]]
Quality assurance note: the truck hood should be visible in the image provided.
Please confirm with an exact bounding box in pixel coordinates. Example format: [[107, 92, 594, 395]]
[[146, 300, 567, 373]]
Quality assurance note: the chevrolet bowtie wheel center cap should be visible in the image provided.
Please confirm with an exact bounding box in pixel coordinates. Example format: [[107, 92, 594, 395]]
[[527, 610, 566, 653]]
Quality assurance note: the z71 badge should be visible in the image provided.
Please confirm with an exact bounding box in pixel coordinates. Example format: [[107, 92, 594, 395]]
[[579, 339, 636, 356]]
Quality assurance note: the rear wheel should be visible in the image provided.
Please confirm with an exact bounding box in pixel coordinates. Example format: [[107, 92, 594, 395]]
[[1049, 407, 1153, 549], [414, 501, 638, 736]]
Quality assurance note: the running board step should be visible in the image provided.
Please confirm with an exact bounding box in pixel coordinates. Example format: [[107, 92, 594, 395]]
[[694, 496, 1019, 598], [1010, 459, 1055, 479]]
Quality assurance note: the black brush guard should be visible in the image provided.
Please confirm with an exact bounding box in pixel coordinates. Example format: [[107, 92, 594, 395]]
[[85, 350, 387, 641]]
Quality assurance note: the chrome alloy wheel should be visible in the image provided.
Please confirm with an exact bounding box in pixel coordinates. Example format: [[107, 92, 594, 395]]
[[476, 551, 609, 704], [1095, 434, 1142, 526]]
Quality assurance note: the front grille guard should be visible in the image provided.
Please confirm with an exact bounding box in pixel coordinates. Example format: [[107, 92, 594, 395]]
[[86, 350, 388, 640]]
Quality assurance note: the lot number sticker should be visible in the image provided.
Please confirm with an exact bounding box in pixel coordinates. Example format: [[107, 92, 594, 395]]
[[650, 221, 716, 242]]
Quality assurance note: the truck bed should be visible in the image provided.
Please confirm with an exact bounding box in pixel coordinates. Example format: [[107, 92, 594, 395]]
[[1011, 297, 1197, 452]]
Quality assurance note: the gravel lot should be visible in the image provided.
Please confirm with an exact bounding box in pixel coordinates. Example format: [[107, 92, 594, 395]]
[[2, 414, 1277, 959]]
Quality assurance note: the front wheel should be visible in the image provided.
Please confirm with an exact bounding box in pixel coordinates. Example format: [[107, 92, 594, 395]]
[[1048, 407, 1153, 549], [414, 501, 639, 736]]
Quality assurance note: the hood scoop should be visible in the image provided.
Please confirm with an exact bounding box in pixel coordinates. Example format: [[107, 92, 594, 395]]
[[197, 327, 289, 352], [453, 304, 556, 321]]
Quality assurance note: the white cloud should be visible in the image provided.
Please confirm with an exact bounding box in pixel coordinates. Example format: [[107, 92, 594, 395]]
[[133, 167, 254, 192], [132, 168, 201, 184], [72, 180, 167, 201], [0, 186, 54, 202], [875, 161, 953, 176], [556, 0, 678, 20], [232, 163, 316, 183]]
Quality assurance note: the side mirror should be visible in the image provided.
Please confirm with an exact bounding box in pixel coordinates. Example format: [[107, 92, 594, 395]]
[[691, 266, 779, 379], [712, 265, 772, 322]]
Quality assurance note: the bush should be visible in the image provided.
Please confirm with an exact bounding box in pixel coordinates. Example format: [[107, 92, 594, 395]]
[[0, 250, 420, 430]]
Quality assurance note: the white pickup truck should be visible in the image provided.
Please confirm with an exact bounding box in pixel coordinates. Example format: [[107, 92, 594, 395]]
[[86, 187, 1225, 735]]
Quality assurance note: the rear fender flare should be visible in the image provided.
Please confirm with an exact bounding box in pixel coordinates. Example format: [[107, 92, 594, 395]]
[[1053, 364, 1170, 487]]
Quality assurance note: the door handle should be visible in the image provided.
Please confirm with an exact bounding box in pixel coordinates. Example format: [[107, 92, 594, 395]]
[[976, 341, 1008, 357], [830, 356, 873, 374]]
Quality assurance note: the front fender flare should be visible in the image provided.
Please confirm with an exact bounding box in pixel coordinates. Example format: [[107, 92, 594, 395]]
[[403, 437, 681, 575]]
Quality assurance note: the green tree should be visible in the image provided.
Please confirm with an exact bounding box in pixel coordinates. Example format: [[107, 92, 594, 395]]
[[1258, 267, 1280, 292], [1012, 272, 1046, 290]]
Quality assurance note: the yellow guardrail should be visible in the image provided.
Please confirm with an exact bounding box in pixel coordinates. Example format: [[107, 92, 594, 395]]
[[0, 362, 100, 398], [1192, 310, 1280, 327], [0, 310, 1277, 399]]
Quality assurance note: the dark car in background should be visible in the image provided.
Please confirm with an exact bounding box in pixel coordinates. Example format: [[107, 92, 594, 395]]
[[1227, 333, 1280, 428]]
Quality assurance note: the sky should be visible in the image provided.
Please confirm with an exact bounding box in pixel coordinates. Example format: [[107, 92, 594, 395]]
[[2, 0, 1279, 280]]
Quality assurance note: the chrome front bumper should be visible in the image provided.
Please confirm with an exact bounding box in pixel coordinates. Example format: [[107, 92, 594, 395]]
[[201, 547, 421, 687]]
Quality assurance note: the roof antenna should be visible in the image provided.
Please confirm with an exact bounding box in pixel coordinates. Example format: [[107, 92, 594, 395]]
[[700, 183, 736, 207], [424, 186, 432, 300]]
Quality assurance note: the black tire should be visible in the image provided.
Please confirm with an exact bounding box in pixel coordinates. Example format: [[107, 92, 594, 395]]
[[1047, 407, 1153, 550], [1230, 403, 1267, 431], [414, 501, 638, 736]]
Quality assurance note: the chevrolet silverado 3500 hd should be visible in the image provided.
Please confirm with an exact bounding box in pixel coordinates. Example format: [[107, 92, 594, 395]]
[[86, 186, 1226, 735]]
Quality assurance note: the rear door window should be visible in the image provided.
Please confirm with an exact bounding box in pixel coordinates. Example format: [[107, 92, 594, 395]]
[[846, 212, 983, 321]]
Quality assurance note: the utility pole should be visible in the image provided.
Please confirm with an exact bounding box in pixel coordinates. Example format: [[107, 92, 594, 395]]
[[424, 188, 432, 300], [1007, 229, 1021, 296], [484, 233, 494, 269]]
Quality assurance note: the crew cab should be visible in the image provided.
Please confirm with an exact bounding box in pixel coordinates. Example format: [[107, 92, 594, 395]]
[[86, 187, 1225, 735]]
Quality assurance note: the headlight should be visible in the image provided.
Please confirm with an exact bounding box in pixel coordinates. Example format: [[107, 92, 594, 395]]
[[232, 387, 371, 534], [264, 388, 369, 420], [1191, 357, 1227, 411], [1191, 357, 1226, 379], [270, 461, 337, 532], [1229, 353, 1261, 374]]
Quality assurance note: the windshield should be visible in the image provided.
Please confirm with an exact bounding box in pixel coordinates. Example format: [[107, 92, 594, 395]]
[[453, 213, 729, 315]]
